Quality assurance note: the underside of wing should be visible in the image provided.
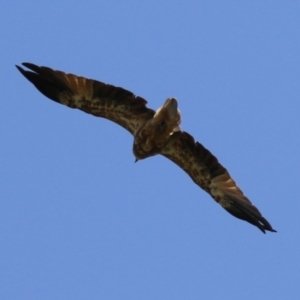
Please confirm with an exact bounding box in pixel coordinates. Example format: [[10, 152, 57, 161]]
[[16, 63, 155, 134], [162, 131, 276, 233]]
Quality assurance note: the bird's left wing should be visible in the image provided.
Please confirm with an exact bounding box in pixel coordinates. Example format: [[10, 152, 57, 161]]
[[161, 131, 276, 233], [16, 63, 155, 134]]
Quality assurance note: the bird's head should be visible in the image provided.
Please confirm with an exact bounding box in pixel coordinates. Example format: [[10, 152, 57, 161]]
[[133, 98, 181, 160], [152, 98, 181, 134]]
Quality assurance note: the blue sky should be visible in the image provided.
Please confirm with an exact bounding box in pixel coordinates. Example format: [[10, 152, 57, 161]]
[[1, 1, 300, 299]]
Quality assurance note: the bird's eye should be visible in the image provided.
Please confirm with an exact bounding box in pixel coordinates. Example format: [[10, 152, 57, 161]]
[[157, 121, 166, 131]]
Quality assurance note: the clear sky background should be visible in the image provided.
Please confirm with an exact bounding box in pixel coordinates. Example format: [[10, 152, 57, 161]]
[[1, 1, 299, 299]]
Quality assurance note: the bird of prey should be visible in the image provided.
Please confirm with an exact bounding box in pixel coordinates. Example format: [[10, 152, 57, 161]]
[[16, 62, 276, 234]]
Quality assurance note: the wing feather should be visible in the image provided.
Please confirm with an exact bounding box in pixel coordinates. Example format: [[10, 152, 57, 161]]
[[16, 63, 155, 134], [162, 131, 276, 233]]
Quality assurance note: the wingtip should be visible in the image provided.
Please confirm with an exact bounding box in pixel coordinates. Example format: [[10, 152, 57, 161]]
[[15, 64, 22, 71], [253, 219, 277, 234], [260, 216, 277, 233], [222, 194, 277, 234], [260, 228, 277, 234], [15, 62, 30, 68], [16, 64, 27, 77], [16, 63, 32, 73], [249, 215, 277, 234]]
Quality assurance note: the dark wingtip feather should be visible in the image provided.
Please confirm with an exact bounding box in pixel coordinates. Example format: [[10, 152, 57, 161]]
[[16, 62, 41, 74], [16, 63, 67, 103], [224, 194, 276, 234], [16, 64, 28, 77]]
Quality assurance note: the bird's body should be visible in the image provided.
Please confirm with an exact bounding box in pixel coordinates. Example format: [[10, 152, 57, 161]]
[[16, 63, 276, 233], [133, 98, 181, 160]]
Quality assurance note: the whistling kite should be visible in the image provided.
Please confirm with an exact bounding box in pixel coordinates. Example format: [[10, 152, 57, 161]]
[[16, 63, 276, 234]]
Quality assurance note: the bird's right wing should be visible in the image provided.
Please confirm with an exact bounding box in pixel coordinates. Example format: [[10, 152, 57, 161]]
[[16, 63, 155, 134]]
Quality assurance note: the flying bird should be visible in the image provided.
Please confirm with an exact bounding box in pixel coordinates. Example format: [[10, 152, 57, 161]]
[[16, 62, 276, 234]]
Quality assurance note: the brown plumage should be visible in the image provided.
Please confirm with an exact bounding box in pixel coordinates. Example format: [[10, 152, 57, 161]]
[[16, 62, 276, 234]]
